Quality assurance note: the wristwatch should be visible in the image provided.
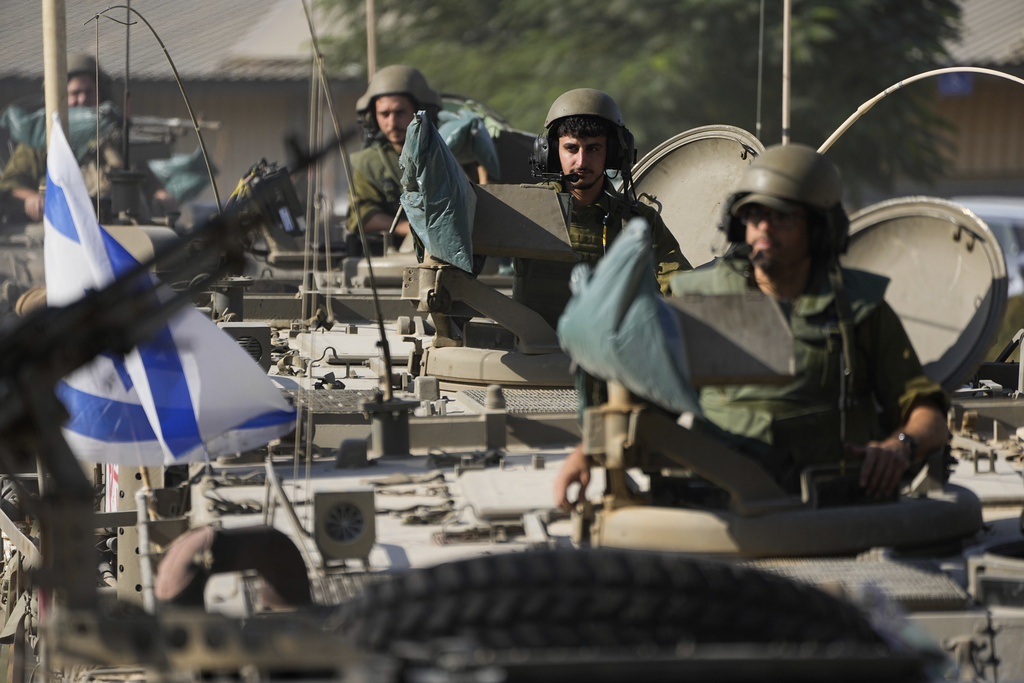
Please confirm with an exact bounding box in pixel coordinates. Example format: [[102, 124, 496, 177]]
[[896, 432, 919, 462]]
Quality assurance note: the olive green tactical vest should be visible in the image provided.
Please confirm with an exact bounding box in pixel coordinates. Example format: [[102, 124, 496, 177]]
[[672, 256, 891, 489], [513, 184, 647, 328]]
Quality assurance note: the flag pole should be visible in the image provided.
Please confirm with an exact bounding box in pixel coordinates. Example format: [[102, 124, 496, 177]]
[[43, 0, 69, 145]]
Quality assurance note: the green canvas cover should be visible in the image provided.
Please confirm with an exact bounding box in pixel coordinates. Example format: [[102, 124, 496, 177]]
[[437, 109, 501, 181], [399, 112, 475, 273], [147, 147, 211, 203], [1, 103, 120, 164], [557, 218, 702, 415]]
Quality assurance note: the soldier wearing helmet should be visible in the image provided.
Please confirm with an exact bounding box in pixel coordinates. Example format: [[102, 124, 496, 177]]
[[345, 65, 441, 245], [555, 143, 948, 509], [518, 88, 690, 327], [0, 53, 122, 223]]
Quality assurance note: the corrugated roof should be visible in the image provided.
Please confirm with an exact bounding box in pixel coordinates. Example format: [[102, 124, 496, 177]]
[[947, 0, 1024, 65], [0, 0, 349, 82]]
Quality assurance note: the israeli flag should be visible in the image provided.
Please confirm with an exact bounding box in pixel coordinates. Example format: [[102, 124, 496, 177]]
[[43, 118, 296, 465]]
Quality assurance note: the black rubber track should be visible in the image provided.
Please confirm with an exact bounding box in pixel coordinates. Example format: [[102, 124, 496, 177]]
[[335, 548, 888, 653]]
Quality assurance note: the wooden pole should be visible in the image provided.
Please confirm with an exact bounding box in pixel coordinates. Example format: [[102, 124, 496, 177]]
[[366, 0, 377, 78], [43, 0, 69, 145]]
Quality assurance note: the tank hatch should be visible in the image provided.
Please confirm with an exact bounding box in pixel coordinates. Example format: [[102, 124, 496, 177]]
[[845, 196, 1008, 391], [632, 125, 765, 269]]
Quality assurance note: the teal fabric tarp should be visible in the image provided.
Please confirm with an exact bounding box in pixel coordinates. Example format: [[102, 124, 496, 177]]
[[437, 109, 501, 181], [399, 112, 475, 274], [1, 103, 120, 164], [557, 218, 702, 416], [147, 146, 211, 203]]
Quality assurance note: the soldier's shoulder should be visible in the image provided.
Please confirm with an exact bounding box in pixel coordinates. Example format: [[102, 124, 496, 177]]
[[670, 257, 746, 296], [841, 267, 890, 304]]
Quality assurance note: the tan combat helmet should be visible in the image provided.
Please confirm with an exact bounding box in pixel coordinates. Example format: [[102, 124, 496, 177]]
[[543, 88, 625, 130], [536, 88, 634, 174], [355, 65, 441, 133], [66, 52, 113, 103], [722, 143, 849, 258]]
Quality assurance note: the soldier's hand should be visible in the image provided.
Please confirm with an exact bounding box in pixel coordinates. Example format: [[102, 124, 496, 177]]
[[554, 443, 592, 511], [24, 193, 44, 222], [845, 441, 910, 499]]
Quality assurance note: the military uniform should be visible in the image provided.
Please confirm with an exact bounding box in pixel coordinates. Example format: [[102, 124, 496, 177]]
[[0, 145, 46, 199], [0, 133, 122, 222], [515, 177, 690, 327], [670, 253, 947, 490], [346, 137, 403, 235]]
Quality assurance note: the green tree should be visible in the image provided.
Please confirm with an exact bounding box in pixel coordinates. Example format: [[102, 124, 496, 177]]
[[322, 0, 960, 204]]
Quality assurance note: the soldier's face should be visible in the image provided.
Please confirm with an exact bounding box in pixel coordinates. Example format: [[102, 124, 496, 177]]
[[558, 135, 607, 191], [67, 74, 97, 107], [375, 95, 416, 150], [743, 204, 811, 275]]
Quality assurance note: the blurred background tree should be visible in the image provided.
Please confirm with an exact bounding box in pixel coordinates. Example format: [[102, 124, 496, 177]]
[[320, 0, 961, 207]]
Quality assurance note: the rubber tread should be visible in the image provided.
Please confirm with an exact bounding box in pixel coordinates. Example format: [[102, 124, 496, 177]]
[[335, 549, 888, 652]]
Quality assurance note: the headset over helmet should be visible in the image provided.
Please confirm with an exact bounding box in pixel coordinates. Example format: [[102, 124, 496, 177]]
[[532, 88, 635, 176], [355, 65, 441, 134], [722, 143, 850, 259]]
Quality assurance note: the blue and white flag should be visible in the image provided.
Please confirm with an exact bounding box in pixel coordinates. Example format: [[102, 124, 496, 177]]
[[43, 118, 296, 465]]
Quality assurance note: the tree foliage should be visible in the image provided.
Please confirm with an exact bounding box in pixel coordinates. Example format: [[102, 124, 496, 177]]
[[320, 0, 961, 204]]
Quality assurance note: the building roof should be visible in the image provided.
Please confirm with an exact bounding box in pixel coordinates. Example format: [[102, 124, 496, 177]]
[[947, 0, 1024, 66], [0, 0, 350, 82]]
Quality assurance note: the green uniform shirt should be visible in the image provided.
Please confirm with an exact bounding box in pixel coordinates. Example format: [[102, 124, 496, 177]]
[[515, 177, 691, 327], [670, 254, 947, 490], [346, 138, 403, 233], [0, 144, 47, 195], [1, 138, 124, 221]]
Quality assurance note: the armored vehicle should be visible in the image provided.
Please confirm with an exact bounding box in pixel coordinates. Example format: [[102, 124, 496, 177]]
[[4, 108, 1024, 683], [2, 6, 1023, 677]]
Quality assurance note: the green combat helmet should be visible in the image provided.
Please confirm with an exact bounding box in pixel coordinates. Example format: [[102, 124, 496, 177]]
[[533, 88, 634, 175], [722, 142, 849, 259], [66, 52, 113, 103], [355, 65, 441, 135], [543, 88, 625, 131]]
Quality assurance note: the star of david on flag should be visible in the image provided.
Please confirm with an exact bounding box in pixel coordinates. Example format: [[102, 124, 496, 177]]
[[43, 117, 295, 465]]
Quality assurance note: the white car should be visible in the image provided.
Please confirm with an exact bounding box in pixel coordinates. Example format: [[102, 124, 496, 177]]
[[953, 196, 1024, 297]]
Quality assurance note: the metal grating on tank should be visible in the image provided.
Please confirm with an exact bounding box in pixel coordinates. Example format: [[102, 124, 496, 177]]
[[459, 388, 579, 414], [748, 556, 970, 610], [286, 389, 380, 414]]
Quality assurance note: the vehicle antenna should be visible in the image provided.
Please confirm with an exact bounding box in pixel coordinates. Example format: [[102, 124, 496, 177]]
[[755, 0, 765, 141], [781, 0, 791, 144], [819, 67, 1024, 154], [299, 0, 397, 401], [92, 6, 223, 212], [122, 0, 131, 168], [93, 20, 101, 218]]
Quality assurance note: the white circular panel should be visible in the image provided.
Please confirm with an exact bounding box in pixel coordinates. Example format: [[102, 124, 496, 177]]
[[845, 197, 1007, 390], [633, 125, 764, 268]]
